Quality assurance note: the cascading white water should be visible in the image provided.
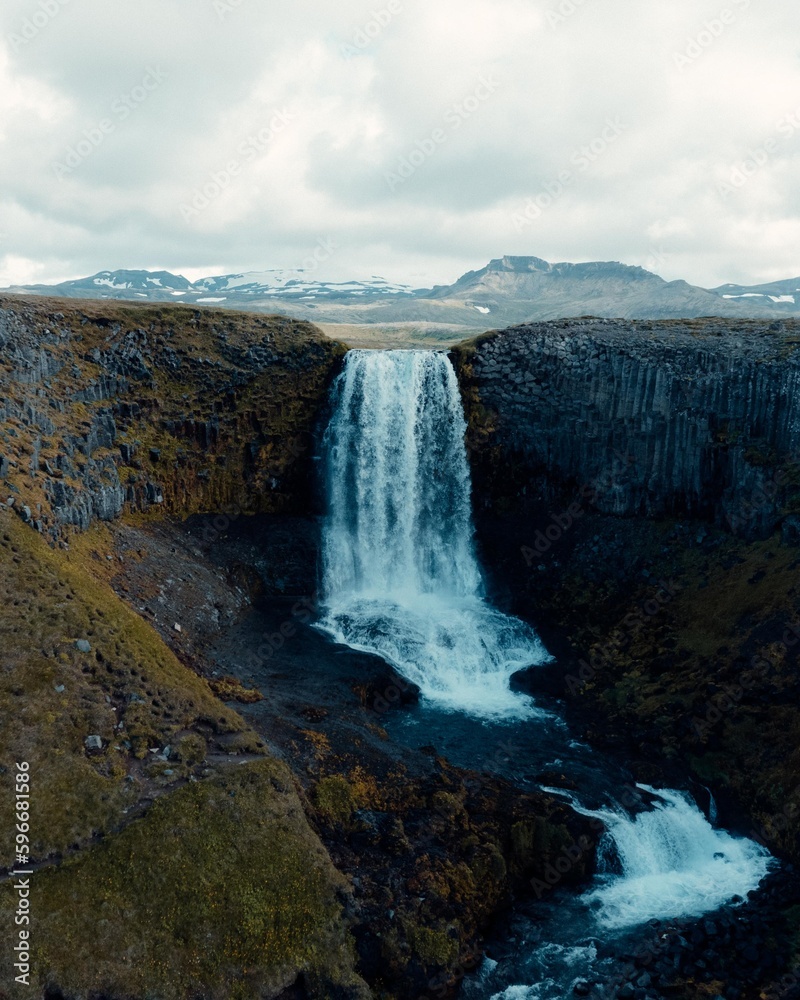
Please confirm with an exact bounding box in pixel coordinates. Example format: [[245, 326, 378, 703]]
[[317, 349, 551, 717], [575, 785, 774, 929], [314, 348, 775, 1000], [473, 786, 775, 999]]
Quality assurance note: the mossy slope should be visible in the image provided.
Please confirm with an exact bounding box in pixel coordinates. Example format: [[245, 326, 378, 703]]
[[0, 510, 249, 861], [1, 761, 362, 1000], [0, 510, 365, 999]]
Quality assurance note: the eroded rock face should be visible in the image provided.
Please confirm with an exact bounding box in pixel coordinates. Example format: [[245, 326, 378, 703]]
[[455, 318, 800, 537], [0, 296, 346, 541]]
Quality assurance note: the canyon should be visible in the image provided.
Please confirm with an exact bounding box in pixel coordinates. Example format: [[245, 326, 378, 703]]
[[1, 295, 799, 1000]]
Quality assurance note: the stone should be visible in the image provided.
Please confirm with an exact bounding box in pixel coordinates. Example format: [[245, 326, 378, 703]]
[[84, 735, 103, 751], [461, 320, 800, 539], [781, 514, 800, 546], [75, 639, 91, 653]]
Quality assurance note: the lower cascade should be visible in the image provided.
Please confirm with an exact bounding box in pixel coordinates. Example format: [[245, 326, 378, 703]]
[[317, 349, 550, 717], [316, 348, 775, 998], [573, 785, 773, 929]]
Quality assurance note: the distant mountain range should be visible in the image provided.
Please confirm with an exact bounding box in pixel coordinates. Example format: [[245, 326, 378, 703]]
[[4, 257, 799, 333], [6, 267, 415, 303]]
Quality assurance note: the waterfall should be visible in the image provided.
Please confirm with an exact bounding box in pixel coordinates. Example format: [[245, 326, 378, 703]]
[[574, 785, 774, 930], [317, 349, 551, 717], [706, 785, 719, 824], [315, 349, 776, 1000], [469, 786, 775, 999]]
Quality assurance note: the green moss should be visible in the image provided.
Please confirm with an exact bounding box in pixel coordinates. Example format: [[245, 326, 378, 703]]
[[687, 753, 733, 786], [786, 905, 800, 967], [220, 731, 269, 755], [0, 512, 249, 860], [406, 923, 459, 968], [0, 761, 360, 999], [468, 843, 507, 885], [509, 818, 571, 877], [172, 732, 207, 766], [431, 790, 467, 825], [743, 444, 777, 467], [313, 775, 357, 825]]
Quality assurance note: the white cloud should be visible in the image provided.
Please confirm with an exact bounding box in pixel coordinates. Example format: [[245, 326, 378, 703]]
[[0, 0, 799, 288]]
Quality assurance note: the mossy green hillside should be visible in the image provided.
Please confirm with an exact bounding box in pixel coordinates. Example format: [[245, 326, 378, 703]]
[[0, 760, 364, 1000], [0, 510, 251, 862]]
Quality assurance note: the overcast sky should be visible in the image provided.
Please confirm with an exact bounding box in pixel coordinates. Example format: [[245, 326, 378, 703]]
[[1, 0, 799, 289]]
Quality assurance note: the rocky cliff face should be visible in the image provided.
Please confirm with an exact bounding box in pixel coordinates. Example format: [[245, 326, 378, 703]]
[[455, 317, 800, 537], [0, 296, 346, 541], [454, 317, 800, 939]]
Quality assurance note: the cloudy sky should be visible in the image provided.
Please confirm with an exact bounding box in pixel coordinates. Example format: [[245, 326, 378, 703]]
[[1, 0, 799, 289]]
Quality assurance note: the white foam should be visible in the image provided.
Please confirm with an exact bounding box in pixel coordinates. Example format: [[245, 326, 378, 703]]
[[317, 350, 551, 718], [577, 785, 774, 929]]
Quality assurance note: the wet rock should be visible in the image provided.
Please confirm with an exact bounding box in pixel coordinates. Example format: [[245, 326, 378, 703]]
[[510, 662, 567, 699]]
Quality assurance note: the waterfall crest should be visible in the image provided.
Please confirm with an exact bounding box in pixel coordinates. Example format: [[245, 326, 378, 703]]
[[317, 349, 551, 717]]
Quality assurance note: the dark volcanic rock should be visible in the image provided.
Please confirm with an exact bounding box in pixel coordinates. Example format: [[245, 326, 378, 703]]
[[455, 318, 800, 537], [0, 295, 346, 542]]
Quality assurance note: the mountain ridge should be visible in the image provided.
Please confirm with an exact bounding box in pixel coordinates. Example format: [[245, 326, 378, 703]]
[[4, 256, 799, 334]]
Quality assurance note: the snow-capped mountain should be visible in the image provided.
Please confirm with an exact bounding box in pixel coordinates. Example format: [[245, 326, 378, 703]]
[[193, 270, 414, 300], [59, 269, 194, 296], [4, 259, 800, 329], [7, 268, 415, 305], [712, 277, 800, 312]]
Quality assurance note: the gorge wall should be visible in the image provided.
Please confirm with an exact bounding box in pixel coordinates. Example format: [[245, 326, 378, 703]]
[[453, 317, 800, 884], [0, 296, 345, 540], [454, 317, 800, 537]]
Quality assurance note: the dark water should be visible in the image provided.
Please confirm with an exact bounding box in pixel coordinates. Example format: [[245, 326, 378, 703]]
[[383, 701, 773, 1000]]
